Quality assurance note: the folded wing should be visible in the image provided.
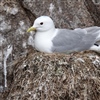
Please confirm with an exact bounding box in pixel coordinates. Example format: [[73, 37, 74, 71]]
[[52, 28, 99, 53]]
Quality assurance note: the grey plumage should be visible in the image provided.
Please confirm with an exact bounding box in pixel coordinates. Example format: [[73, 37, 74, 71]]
[[52, 27, 100, 53]]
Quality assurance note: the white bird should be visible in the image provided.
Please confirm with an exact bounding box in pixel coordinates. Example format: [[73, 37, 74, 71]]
[[27, 16, 100, 53]]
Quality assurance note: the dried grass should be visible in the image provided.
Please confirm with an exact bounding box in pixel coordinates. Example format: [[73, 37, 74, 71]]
[[2, 50, 100, 100]]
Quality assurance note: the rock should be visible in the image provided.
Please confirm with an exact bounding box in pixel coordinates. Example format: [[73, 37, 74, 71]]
[[0, 0, 35, 91], [0, 0, 100, 99], [22, 0, 94, 28]]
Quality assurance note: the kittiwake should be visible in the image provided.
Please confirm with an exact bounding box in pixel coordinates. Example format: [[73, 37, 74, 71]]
[[27, 16, 100, 53]]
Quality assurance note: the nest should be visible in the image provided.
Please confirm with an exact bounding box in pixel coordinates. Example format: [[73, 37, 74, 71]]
[[1, 49, 100, 100]]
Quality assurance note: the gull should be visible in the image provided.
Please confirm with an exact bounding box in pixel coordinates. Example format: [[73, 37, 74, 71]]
[[27, 16, 100, 53]]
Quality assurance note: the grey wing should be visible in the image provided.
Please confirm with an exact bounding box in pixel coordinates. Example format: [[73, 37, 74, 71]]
[[84, 26, 100, 45], [52, 29, 97, 53], [84, 26, 100, 33]]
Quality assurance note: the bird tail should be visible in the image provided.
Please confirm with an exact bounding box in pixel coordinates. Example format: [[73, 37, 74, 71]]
[[84, 26, 100, 45], [93, 29, 100, 46], [84, 26, 100, 53]]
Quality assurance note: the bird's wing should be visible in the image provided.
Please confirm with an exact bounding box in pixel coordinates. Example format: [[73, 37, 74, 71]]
[[52, 28, 97, 53], [84, 26, 100, 45], [84, 26, 100, 33]]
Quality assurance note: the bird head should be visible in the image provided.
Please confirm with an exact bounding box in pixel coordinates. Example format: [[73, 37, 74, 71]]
[[27, 16, 55, 32]]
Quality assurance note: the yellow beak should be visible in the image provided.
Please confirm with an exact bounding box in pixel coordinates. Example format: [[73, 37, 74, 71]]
[[27, 27, 36, 32]]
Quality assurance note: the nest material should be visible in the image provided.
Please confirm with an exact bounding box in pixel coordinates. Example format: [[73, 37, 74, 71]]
[[2, 49, 100, 100]]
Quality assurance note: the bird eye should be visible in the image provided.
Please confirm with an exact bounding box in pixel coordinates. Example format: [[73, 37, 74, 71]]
[[40, 22, 43, 25]]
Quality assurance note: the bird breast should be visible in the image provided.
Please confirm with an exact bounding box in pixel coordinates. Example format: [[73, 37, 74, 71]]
[[34, 32, 53, 53]]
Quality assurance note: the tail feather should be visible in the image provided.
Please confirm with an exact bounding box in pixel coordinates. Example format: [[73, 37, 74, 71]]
[[84, 26, 100, 45]]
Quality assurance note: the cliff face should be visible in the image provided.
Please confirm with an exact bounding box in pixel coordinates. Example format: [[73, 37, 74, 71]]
[[0, 0, 100, 100]]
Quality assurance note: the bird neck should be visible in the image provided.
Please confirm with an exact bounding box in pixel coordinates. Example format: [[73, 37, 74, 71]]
[[36, 27, 56, 38]]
